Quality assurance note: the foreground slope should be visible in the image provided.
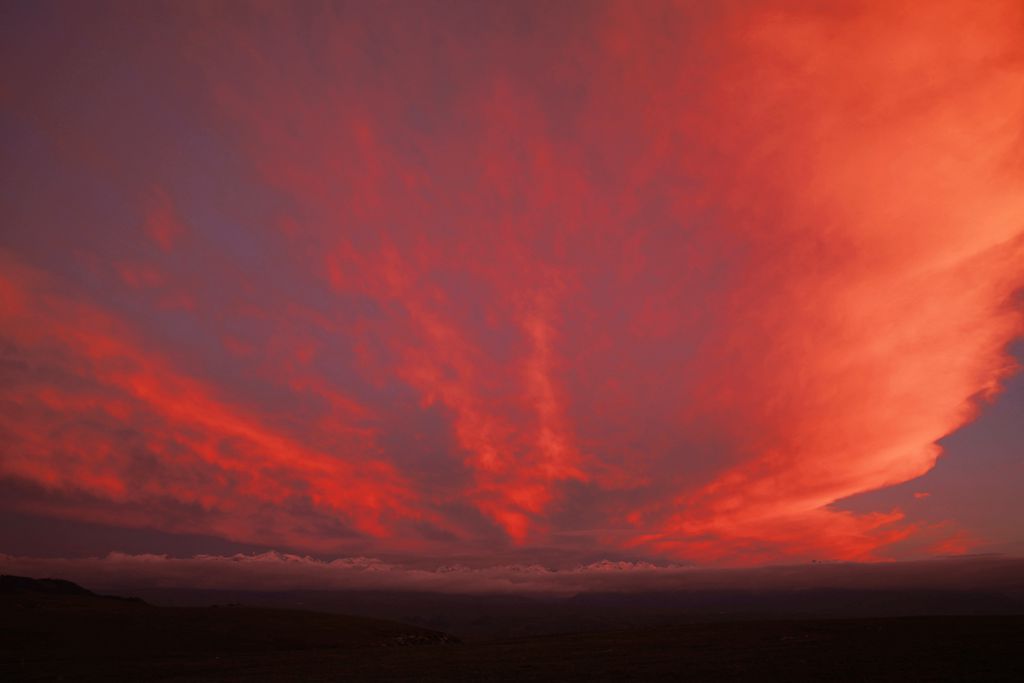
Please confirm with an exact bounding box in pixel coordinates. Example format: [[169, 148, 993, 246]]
[[2, 576, 1023, 681], [0, 575, 455, 680]]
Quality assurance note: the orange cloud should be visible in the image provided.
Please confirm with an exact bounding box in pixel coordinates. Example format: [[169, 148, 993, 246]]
[[622, 0, 1024, 562], [1, 0, 1021, 565]]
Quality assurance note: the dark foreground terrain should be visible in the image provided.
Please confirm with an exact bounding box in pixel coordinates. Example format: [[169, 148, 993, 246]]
[[3, 576, 1023, 681]]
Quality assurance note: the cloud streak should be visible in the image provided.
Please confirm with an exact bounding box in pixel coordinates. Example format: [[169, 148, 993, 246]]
[[1, 0, 1022, 565]]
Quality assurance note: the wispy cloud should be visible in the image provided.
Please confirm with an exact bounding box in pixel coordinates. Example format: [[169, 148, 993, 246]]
[[1, 0, 1021, 564]]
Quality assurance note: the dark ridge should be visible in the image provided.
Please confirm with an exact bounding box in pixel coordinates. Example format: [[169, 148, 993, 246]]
[[0, 575, 459, 673], [2, 576, 1023, 680], [0, 574, 147, 603], [0, 574, 94, 596]]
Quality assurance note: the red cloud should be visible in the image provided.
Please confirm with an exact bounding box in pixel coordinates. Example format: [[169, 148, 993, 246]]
[[0, 254, 428, 549], [1, 0, 1021, 565]]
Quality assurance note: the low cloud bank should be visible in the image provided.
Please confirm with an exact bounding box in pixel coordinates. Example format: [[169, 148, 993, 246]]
[[2, 552, 1022, 597]]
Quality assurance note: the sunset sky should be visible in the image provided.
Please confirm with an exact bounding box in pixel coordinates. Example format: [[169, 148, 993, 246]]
[[1, 0, 1022, 571]]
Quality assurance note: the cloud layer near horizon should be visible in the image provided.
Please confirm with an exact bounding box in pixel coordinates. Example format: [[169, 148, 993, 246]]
[[3, 552, 1023, 597], [2, 1, 1023, 565]]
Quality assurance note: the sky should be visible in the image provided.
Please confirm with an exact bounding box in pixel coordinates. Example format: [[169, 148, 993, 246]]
[[1, 0, 1022, 573]]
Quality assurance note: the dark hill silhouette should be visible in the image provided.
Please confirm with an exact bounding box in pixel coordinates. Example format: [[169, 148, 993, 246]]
[[0, 574, 457, 680], [0, 574, 96, 596], [2, 575, 1023, 681]]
